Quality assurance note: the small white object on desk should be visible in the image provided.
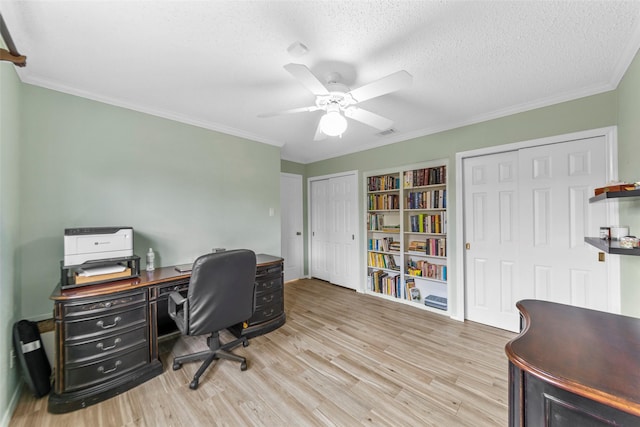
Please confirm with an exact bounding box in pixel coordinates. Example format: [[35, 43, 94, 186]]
[[146, 248, 155, 272]]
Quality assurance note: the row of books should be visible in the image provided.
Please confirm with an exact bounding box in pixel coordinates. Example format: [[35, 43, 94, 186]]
[[405, 189, 446, 210], [406, 259, 447, 281], [371, 275, 447, 309], [370, 270, 402, 297], [368, 237, 400, 252], [368, 193, 400, 210], [367, 214, 400, 232], [407, 238, 447, 257], [404, 166, 446, 188], [408, 212, 447, 234], [367, 175, 400, 192], [368, 251, 399, 270]]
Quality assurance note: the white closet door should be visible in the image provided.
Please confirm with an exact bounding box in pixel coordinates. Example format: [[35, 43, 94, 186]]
[[464, 151, 520, 331], [518, 136, 610, 311], [310, 179, 331, 281], [329, 174, 358, 289], [464, 135, 616, 332]]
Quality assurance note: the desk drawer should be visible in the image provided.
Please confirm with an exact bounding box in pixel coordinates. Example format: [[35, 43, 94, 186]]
[[255, 276, 282, 298], [249, 298, 284, 326], [65, 325, 147, 364], [255, 290, 283, 311], [256, 264, 282, 280], [63, 291, 146, 318], [65, 306, 147, 342], [64, 345, 149, 392]]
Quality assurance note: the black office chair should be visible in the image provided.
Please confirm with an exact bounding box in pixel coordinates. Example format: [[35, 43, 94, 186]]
[[168, 249, 257, 390]]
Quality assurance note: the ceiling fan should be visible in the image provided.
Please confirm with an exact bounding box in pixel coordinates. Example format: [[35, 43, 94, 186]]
[[260, 63, 412, 140]]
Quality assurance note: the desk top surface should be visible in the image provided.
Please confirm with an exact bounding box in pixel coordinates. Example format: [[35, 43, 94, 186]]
[[52, 253, 282, 301], [505, 299, 640, 417]]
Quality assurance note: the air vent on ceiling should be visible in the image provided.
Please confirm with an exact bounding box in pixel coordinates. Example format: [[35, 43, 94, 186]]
[[377, 128, 396, 136]]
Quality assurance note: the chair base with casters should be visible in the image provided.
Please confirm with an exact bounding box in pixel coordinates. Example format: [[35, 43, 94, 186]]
[[172, 331, 250, 390]]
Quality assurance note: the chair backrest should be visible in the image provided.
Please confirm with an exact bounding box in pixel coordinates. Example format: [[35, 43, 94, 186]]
[[186, 249, 257, 336]]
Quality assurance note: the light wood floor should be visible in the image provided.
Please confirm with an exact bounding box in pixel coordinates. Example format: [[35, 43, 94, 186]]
[[10, 279, 516, 426]]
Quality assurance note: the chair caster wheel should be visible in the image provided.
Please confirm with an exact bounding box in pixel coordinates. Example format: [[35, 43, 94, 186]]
[[172, 362, 182, 371], [241, 361, 247, 371], [242, 340, 249, 347], [189, 379, 199, 390]]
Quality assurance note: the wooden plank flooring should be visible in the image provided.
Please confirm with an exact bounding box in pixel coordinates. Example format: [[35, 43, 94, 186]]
[[10, 279, 516, 426]]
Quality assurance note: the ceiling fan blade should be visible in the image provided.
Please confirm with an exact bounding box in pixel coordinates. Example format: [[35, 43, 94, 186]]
[[0, 13, 26, 66], [258, 105, 320, 118], [344, 107, 394, 131], [348, 70, 412, 103], [284, 63, 329, 96], [313, 119, 327, 141]]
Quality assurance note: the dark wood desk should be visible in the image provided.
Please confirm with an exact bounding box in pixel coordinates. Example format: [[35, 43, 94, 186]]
[[48, 254, 284, 413], [505, 299, 640, 426]]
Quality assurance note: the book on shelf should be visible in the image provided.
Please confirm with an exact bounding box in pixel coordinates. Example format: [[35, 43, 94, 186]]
[[368, 193, 399, 210], [405, 278, 415, 300], [406, 258, 447, 280], [368, 251, 400, 270], [424, 294, 447, 310], [408, 212, 446, 233], [368, 175, 400, 191], [370, 269, 401, 297], [405, 189, 447, 209], [404, 166, 447, 188], [410, 287, 421, 302]]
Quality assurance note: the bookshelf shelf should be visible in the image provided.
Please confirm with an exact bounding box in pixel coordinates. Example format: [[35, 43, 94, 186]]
[[365, 162, 448, 314]]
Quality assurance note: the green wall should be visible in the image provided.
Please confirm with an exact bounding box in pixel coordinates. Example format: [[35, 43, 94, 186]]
[[617, 49, 640, 317], [0, 61, 22, 425], [304, 70, 640, 318], [18, 84, 282, 320]]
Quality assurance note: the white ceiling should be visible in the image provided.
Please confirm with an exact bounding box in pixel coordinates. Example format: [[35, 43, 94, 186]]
[[2, 1, 640, 164]]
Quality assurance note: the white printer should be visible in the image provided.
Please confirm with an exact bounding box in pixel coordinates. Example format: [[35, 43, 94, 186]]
[[64, 226, 134, 266]]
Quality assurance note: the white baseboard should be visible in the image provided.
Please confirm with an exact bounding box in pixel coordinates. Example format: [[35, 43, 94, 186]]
[[1, 382, 22, 427]]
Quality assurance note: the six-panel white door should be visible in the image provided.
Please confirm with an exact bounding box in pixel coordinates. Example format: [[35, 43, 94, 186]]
[[464, 151, 521, 331], [329, 174, 358, 289], [310, 179, 331, 281], [464, 136, 614, 332]]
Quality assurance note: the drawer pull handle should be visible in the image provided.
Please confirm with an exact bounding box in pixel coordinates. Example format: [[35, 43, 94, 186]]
[[96, 338, 122, 351], [97, 360, 122, 374], [262, 295, 274, 303], [96, 316, 121, 329]]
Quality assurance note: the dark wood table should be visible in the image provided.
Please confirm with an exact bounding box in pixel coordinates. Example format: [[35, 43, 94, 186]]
[[49, 254, 284, 413], [505, 299, 640, 426]]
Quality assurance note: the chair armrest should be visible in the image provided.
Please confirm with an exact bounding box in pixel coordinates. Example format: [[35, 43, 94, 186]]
[[168, 291, 188, 333]]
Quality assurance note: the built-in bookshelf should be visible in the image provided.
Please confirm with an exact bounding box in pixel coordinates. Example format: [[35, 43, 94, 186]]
[[365, 161, 448, 315]]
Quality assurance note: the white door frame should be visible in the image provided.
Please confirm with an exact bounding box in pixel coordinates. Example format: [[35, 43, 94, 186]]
[[454, 126, 619, 322], [308, 170, 360, 290]]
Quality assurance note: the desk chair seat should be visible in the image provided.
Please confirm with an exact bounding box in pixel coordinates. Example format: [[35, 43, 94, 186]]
[[168, 249, 256, 389]]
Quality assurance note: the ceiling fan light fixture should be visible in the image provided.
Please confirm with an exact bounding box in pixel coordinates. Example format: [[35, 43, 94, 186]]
[[320, 110, 348, 137]]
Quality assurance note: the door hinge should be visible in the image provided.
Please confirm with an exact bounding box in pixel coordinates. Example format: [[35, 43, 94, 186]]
[[465, 243, 471, 250], [598, 252, 605, 262]]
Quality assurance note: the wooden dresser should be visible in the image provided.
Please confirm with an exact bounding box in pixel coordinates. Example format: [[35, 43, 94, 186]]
[[505, 299, 640, 426], [49, 254, 284, 413]]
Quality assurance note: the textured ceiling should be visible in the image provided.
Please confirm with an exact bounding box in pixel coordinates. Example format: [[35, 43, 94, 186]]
[[2, 1, 640, 164]]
